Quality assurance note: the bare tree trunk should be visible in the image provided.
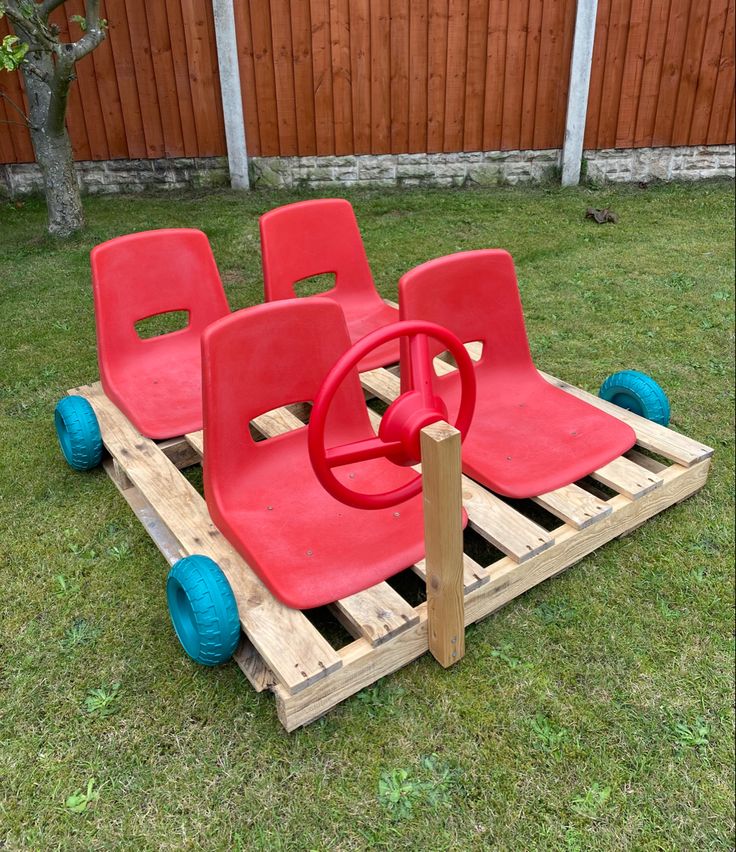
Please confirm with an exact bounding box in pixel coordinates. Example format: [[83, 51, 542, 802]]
[[19, 46, 83, 237]]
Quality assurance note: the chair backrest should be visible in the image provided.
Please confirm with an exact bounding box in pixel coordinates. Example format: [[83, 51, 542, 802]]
[[202, 299, 372, 508], [91, 228, 229, 375], [399, 249, 536, 377], [260, 199, 382, 311]]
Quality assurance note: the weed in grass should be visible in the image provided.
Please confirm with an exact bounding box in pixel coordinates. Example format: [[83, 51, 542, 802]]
[[83, 683, 120, 717], [356, 679, 406, 717], [490, 642, 524, 669], [535, 598, 576, 625], [530, 712, 569, 751], [672, 717, 711, 753], [377, 754, 458, 820], [571, 783, 612, 821], [64, 779, 99, 814], [60, 618, 99, 650], [689, 566, 708, 584], [656, 597, 682, 620], [55, 574, 79, 597], [106, 543, 132, 561]]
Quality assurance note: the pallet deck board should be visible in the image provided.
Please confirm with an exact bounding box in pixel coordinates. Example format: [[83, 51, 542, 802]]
[[71, 360, 713, 731]]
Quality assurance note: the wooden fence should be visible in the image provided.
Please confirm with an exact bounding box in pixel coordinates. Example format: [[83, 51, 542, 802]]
[[0, 0, 733, 164]]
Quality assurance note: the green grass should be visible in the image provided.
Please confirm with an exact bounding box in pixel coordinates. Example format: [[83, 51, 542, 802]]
[[1, 180, 734, 850]]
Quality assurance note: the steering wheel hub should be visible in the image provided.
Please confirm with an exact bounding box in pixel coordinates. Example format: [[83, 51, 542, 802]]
[[378, 390, 449, 466]]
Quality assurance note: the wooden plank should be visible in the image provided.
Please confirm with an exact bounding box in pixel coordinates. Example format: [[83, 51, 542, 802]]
[[443, 0, 469, 152], [349, 0, 372, 153], [652, 0, 691, 145], [289, 0, 317, 155], [408, 0, 429, 152], [533, 483, 612, 530], [157, 437, 201, 469], [331, 584, 420, 646], [707, 0, 734, 144], [234, 0, 262, 156], [584, 0, 612, 149], [461, 477, 554, 561], [421, 422, 465, 667], [591, 455, 663, 500], [462, 0, 488, 152], [671, 0, 712, 146], [390, 0, 411, 153], [311, 0, 336, 155], [624, 447, 669, 474], [330, 0, 354, 155], [125, 0, 166, 158], [270, 0, 299, 156], [533, 0, 570, 150], [633, 0, 671, 147], [597, 0, 634, 149], [519, 0, 544, 151], [276, 458, 711, 730], [161, 0, 198, 157], [501, 0, 530, 150], [690, 0, 730, 145], [181, 0, 226, 156], [63, 1, 109, 159], [482, 0, 509, 151], [615, 0, 653, 148], [553, 0, 577, 146], [0, 55, 35, 163], [75, 383, 342, 694], [427, 0, 449, 152], [413, 552, 489, 593], [247, 0, 280, 155], [106, 0, 148, 158], [539, 371, 714, 467], [370, 0, 391, 153], [233, 635, 276, 692], [145, 0, 186, 157]]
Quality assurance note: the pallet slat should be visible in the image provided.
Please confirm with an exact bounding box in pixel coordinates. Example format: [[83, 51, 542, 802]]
[[75, 383, 342, 694], [538, 371, 714, 467], [413, 552, 488, 593], [533, 483, 612, 530], [591, 455, 663, 500]]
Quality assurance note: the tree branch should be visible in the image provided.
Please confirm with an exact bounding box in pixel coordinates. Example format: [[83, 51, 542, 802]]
[[70, 0, 105, 60], [0, 90, 29, 125], [40, 0, 68, 17]]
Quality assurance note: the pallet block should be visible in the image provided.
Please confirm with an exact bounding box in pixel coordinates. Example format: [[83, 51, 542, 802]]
[[69, 358, 713, 731]]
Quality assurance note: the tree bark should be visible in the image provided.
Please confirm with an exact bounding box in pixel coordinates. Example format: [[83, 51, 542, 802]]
[[18, 46, 84, 237]]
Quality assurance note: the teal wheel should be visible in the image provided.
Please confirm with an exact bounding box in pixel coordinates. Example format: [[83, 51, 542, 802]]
[[54, 396, 103, 470], [599, 370, 670, 426], [166, 555, 240, 665]]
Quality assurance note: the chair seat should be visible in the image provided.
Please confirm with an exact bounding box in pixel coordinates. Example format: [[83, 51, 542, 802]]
[[437, 370, 636, 498], [103, 335, 205, 439], [212, 429, 430, 610], [342, 299, 400, 371]]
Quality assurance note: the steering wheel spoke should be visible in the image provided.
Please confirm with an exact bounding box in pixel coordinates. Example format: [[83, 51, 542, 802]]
[[408, 332, 436, 408], [326, 436, 403, 468]]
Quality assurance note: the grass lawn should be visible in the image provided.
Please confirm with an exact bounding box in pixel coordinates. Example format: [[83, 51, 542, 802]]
[[0, 179, 734, 850]]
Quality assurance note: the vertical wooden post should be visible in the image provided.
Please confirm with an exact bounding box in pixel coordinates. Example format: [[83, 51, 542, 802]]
[[420, 421, 465, 667]]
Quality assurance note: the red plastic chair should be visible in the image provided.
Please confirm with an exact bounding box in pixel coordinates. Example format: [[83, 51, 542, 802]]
[[259, 199, 400, 371], [91, 229, 230, 440], [399, 250, 637, 499], [202, 299, 428, 610]]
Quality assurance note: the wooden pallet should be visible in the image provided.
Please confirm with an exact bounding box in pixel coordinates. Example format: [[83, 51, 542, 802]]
[[70, 359, 713, 731]]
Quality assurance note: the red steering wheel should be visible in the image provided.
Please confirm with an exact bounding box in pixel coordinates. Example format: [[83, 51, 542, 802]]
[[308, 320, 476, 510]]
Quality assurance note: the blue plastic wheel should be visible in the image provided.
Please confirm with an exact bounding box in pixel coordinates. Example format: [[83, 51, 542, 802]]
[[599, 370, 670, 426], [166, 555, 240, 666], [54, 396, 103, 470]]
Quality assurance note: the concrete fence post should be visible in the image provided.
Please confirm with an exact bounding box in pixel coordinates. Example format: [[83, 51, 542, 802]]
[[212, 0, 250, 189], [561, 0, 599, 186]]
